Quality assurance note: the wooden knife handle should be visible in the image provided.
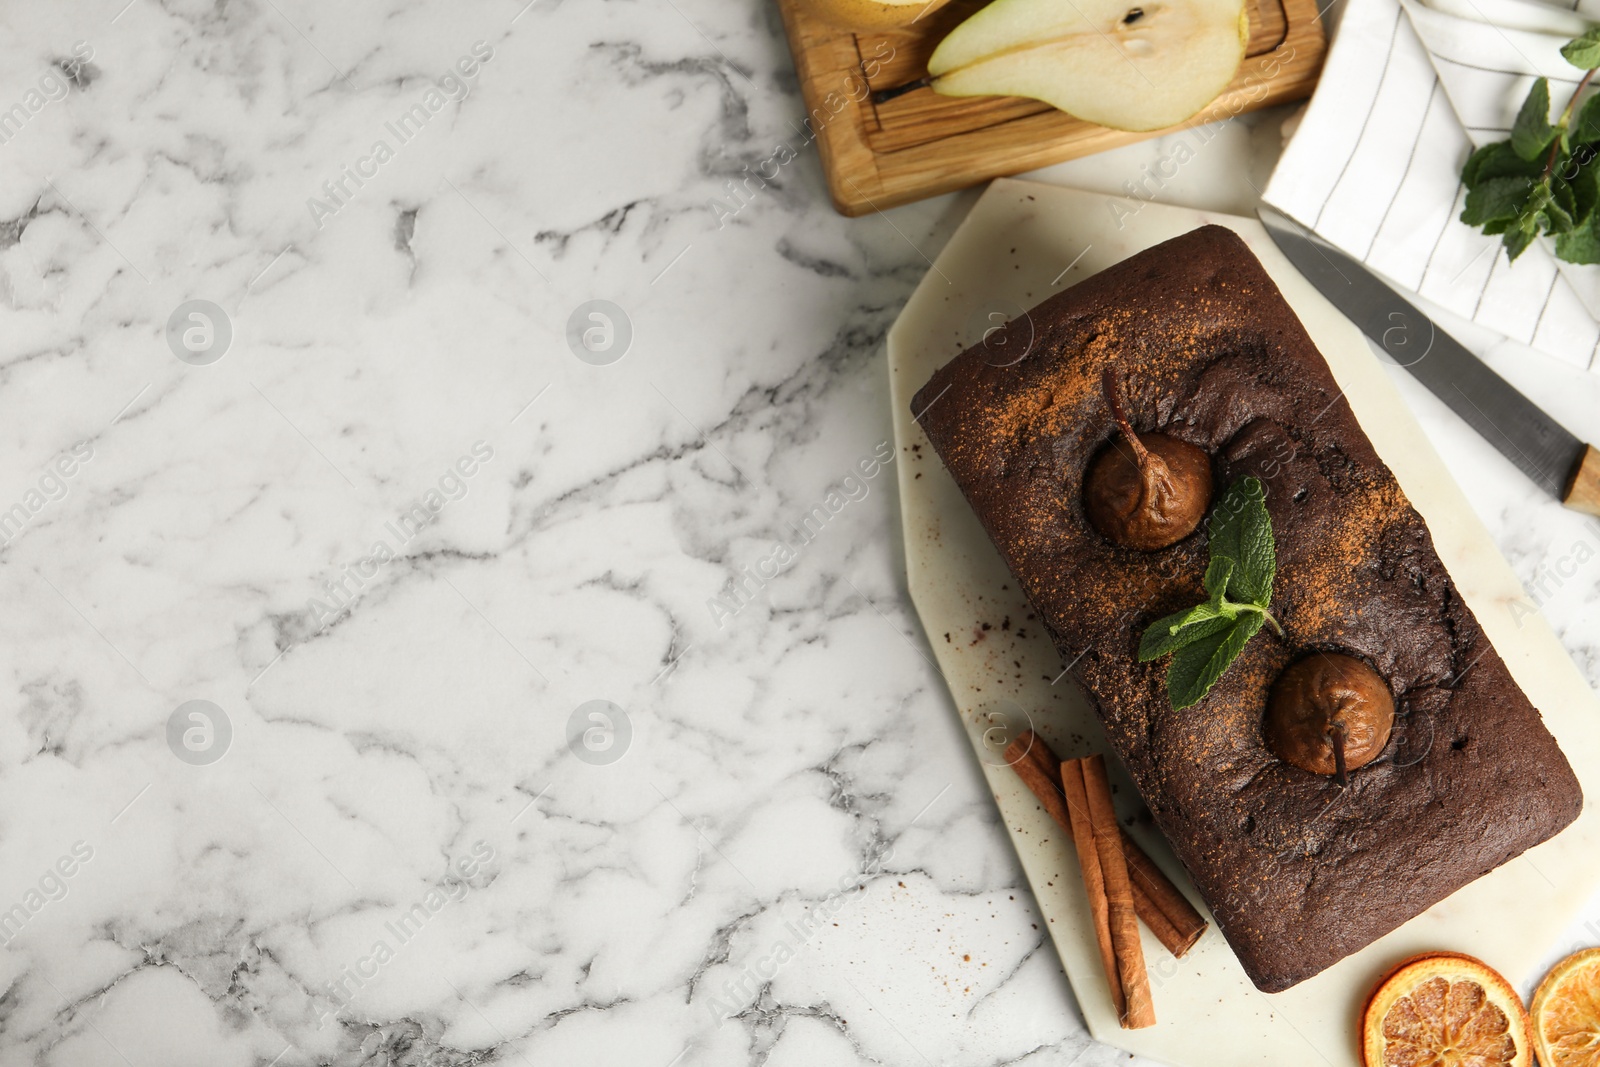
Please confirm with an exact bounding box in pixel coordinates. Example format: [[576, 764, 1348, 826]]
[[1564, 444, 1600, 517]]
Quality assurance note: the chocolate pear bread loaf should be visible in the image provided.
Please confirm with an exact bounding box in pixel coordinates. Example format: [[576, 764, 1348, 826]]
[[913, 225, 1582, 992]]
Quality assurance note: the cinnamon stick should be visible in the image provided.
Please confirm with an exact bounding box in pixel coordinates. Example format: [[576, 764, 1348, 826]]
[[1120, 833, 1206, 958], [1080, 755, 1156, 1029], [1058, 754, 1123, 1022], [1004, 731, 1206, 957], [1008, 739, 1180, 952], [1037, 739, 1204, 955]]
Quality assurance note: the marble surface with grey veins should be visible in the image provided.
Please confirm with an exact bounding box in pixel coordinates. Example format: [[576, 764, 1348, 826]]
[[2, 2, 1600, 1065]]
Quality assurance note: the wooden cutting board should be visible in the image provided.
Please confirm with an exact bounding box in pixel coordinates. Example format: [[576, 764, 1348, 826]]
[[777, 0, 1326, 216]]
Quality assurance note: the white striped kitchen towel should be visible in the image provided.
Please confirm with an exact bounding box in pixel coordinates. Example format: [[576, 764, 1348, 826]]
[[1263, 0, 1600, 369]]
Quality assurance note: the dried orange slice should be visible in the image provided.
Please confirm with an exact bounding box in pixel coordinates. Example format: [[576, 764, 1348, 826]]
[[1531, 947, 1600, 1066], [1361, 952, 1532, 1067]]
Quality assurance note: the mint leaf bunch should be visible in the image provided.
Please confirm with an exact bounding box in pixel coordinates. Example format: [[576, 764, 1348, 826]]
[[1460, 29, 1600, 263], [1138, 477, 1283, 710]]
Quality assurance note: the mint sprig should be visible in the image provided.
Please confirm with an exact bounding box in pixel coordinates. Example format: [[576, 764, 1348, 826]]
[[1459, 29, 1600, 263], [1138, 477, 1283, 710]]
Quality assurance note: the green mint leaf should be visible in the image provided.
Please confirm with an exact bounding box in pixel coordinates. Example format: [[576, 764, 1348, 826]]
[[1161, 599, 1239, 635], [1138, 610, 1236, 662], [1237, 493, 1276, 609], [1512, 78, 1554, 161], [1556, 212, 1600, 262], [1570, 95, 1600, 148], [1504, 223, 1538, 261], [1562, 27, 1600, 69], [1553, 166, 1595, 232], [1461, 142, 1496, 187], [1206, 477, 1274, 607], [1202, 557, 1234, 603], [1568, 151, 1600, 221], [1461, 176, 1534, 226], [1530, 181, 1577, 234], [1554, 176, 1579, 220], [1462, 142, 1544, 185], [1167, 614, 1266, 711]]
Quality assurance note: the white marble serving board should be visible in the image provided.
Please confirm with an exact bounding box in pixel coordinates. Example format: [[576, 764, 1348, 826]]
[[886, 178, 1600, 1066]]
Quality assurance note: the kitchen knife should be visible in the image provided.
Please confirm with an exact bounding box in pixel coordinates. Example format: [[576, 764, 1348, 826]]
[[1256, 204, 1600, 517]]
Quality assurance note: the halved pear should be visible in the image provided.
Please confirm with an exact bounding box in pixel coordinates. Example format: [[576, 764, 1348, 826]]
[[928, 0, 1250, 132]]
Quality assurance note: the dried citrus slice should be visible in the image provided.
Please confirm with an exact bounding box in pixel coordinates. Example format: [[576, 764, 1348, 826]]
[[1531, 947, 1600, 1067], [1361, 952, 1532, 1067]]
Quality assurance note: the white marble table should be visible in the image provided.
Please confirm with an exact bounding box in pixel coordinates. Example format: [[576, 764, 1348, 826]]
[[0, 3, 1597, 1066]]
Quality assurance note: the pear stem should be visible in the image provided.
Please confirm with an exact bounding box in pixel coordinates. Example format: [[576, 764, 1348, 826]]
[[1329, 722, 1348, 788], [1102, 366, 1150, 472]]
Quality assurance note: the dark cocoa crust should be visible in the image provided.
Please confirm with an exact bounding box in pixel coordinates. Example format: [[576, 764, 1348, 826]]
[[912, 226, 1583, 993]]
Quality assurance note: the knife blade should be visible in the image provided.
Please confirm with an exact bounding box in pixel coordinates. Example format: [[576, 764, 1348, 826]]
[[1256, 205, 1600, 514]]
